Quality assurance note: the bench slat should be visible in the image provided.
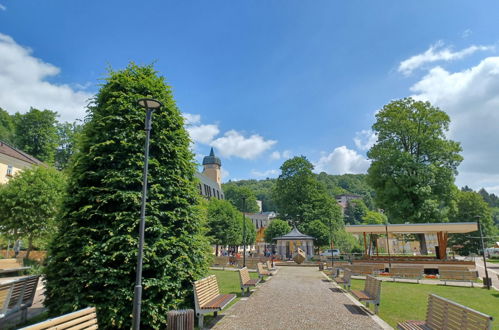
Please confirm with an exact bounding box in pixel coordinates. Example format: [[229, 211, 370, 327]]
[[20, 307, 96, 330]]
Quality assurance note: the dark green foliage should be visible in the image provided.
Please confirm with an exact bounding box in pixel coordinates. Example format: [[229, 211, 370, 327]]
[[223, 185, 259, 212], [0, 166, 66, 258], [13, 108, 59, 164], [367, 98, 462, 224], [362, 211, 387, 224], [223, 179, 276, 212], [206, 199, 242, 247], [303, 220, 329, 248], [344, 199, 368, 225], [44, 63, 209, 329], [264, 219, 291, 243], [0, 107, 15, 143], [449, 191, 497, 256], [477, 188, 499, 208], [242, 216, 256, 246]]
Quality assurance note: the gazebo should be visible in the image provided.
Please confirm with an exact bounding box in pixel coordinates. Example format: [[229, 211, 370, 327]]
[[274, 227, 314, 259]]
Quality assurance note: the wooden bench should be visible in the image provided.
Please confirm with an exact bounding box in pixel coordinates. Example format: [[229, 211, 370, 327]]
[[193, 275, 236, 328], [333, 268, 352, 290], [350, 275, 382, 314], [0, 259, 30, 275], [439, 269, 478, 287], [397, 294, 494, 330], [238, 267, 259, 296], [0, 275, 40, 324], [348, 263, 384, 276], [20, 307, 98, 330], [266, 260, 276, 271], [257, 262, 274, 279], [391, 266, 424, 283]]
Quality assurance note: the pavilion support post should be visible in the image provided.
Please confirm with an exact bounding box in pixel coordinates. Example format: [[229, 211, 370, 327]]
[[363, 232, 367, 258]]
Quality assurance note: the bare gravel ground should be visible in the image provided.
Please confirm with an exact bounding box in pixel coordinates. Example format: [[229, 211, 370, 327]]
[[212, 266, 383, 330]]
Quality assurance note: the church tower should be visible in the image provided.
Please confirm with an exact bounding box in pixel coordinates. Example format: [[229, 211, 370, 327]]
[[202, 147, 222, 187]]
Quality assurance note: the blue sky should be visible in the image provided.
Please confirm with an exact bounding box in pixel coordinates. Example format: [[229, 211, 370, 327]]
[[1, 1, 499, 193]]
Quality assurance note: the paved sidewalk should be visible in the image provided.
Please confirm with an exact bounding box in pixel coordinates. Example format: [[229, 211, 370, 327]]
[[212, 267, 385, 330]]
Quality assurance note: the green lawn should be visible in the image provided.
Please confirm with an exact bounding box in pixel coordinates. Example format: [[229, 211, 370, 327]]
[[350, 279, 499, 329], [487, 258, 499, 264]]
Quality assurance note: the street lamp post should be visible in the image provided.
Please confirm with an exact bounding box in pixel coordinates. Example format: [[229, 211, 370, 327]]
[[132, 98, 162, 330], [476, 216, 491, 290], [381, 209, 392, 270], [242, 197, 246, 268]]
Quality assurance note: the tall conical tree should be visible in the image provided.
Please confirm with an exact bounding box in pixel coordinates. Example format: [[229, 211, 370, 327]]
[[44, 63, 209, 329]]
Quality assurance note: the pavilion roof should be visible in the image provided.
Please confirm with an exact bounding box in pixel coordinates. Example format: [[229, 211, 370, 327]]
[[274, 227, 314, 240], [345, 222, 478, 234]]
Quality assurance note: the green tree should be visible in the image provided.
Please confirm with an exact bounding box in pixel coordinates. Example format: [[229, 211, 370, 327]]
[[13, 108, 59, 164], [55, 121, 83, 170], [206, 199, 242, 255], [362, 211, 387, 224], [367, 98, 462, 254], [0, 166, 66, 258], [223, 185, 259, 212], [273, 156, 342, 228], [44, 63, 210, 329], [264, 219, 291, 243], [344, 199, 368, 225], [303, 220, 329, 252], [241, 216, 256, 246], [0, 108, 15, 143], [449, 191, 496, 256]]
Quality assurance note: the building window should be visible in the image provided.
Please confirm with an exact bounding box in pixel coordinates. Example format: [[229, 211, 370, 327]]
[[198, 184, 202, 195], [216, 190, 220, 199], [6, 165, 13, 177]]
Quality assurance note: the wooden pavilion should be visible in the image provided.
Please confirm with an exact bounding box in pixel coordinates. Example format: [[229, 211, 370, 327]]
[[345, 222, 478, 267]]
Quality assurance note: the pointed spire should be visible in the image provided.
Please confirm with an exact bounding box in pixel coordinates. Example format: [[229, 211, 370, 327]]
[[209, 147, 215, 157], [202, 147, 221, 166]]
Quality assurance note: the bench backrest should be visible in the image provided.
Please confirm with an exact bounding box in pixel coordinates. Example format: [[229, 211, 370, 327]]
[[0, 275, 39, 317], [193, 275, 220, 308], [257, 262, 266, 274], [266, 260, 272, 269], [364, 275, 381, 301], [239, 267, 251, 285], [0, 259, 23, 269], [391, 266, 423, 276], [20, 307, 98, 330], [439, 270, 478, 281], [342, 269, 352, 281], [426, 294, 493, 330]]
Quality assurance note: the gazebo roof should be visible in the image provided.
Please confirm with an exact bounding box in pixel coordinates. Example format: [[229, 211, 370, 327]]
[[274, 227, 315, 240], [345, 222, 478, 234]]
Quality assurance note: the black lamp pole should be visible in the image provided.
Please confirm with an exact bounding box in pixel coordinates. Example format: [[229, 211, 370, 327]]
[[476, 216, 491, 290], [132, 98, 162, 330], [242, 197, 246, 268]]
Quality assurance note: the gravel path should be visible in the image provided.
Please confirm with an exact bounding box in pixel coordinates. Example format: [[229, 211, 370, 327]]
[[212, 267, 383, 330]]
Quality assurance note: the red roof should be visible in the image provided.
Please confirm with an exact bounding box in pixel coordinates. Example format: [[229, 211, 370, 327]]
[[0, 141, 43, 166]]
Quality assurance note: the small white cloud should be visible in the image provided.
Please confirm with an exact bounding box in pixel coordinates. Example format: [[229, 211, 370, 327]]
[[0, 4, 6, 10], [251, 169, 279, 178], [398, 41, 493, 75], [354, 130, 377, 151], [183, 113, 201, 125], [211, 130, 277, 159], [462, 29, 472, 39], [187, 124, 220, 144], [0, 33, 92, 122], [315, 146, 370, 175], [270, 150, 292, 160]]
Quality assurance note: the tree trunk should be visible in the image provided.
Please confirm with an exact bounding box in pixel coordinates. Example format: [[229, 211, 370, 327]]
[[215, 244, 219, 256], [26, 236, 33, 260], [417, 233, 428, 255]]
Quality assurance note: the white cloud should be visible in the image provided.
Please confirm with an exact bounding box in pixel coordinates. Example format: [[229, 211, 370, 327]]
[[0, 33, 92, 122], [315, 146, 370, 175], [211, 130, 277, 159], [270, 150, 292, 160], [410, 56, 499, 192], [183, 113, 201, 125], [398, 41, 493, 75], [0, 4, 6, 10], [354, 130, 377, 151], [187, 124, 220, 144], [251, 169, 279, 178]]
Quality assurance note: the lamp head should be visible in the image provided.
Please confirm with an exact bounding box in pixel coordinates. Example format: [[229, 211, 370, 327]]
[[137, 98, 162, 109]]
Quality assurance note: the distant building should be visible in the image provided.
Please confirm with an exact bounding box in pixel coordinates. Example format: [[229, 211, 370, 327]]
[[336, 194, 362, 212], [245, 211, 277, 255], [195, 148, 224, 200], [0, 141, 43, 184]]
